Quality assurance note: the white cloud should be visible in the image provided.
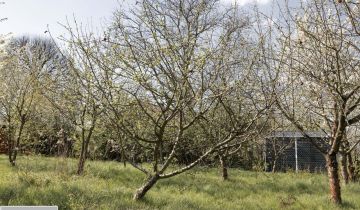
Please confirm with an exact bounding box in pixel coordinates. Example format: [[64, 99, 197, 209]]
[[220, 0, 271, 6]]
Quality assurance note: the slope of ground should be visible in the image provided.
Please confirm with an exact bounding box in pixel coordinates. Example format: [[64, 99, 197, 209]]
[[0, 155, 359, 209]]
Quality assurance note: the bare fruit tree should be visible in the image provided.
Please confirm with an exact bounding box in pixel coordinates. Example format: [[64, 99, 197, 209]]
[[42, 29, 102, 175], [263, 0, 360, 204], [0, 36, 61, 166], [64, 0, 269, 200]]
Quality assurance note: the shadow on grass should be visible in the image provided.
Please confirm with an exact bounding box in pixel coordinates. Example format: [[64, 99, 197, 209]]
[[341, 201, 356, 209]]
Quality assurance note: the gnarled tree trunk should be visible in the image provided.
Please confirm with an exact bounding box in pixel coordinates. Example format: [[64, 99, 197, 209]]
[[133, 174, 159, 200], [326, 154, 342, 204]]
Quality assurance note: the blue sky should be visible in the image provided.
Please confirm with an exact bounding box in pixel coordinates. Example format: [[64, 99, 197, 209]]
[[0, 0, 272, 39]]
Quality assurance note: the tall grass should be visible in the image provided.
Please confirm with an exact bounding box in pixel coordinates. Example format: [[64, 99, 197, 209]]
[[0, 155, 359, 209]]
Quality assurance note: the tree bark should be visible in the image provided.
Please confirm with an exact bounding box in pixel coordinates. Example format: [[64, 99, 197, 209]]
[[8, 151, 16, 166], [77, 131, 91, 175], [272, 156, 279, 173], [77, 152, 86, 175], [77, 117, 96, 175], [347, 152, 356, 182], [7, 132, 14, 166], [340, 152, 349, 184], [77, 139, 89, 175], [219, 155, 228, 180], [8, 119, 25, 167], [133, 174, 159, 200], [326, 154, 342, 204]]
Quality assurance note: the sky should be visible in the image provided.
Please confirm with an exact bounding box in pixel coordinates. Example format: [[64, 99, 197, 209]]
[[0, 0, 122, 38], [0, 0, 272, 39]]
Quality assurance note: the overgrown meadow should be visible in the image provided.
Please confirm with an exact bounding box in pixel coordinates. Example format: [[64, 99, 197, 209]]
[[0, 155, 359, 210]]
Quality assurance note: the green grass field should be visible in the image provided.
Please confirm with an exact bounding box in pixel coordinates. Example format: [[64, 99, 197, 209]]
[[0, 155, 359, 210]]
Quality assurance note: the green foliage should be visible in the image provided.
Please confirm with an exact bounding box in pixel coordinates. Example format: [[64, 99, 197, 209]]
[[0, 155, 359, 209]]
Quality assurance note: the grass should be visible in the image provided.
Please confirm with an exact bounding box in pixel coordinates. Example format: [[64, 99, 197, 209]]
[[0, 155, 359, 210]]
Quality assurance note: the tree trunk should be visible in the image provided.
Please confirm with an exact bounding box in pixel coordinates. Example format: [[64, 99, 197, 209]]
[[9, 151, 17, 166], [7, 136, 14, 166], [77, 136, 90, 175], [8, 118, 26, 167], [219, 155, 228, 180], [272, 156, 279, 173], [340, 152, 349, 184], [326, 154, 342, 204], [77, 151, 86, 175], [8, 135, 22, 167], [347, 152, 356, 182], [77, 122, 95, 175], [8, 151, 16, 166], [77, 135, 91, 175], [133, 174, 159, 200]]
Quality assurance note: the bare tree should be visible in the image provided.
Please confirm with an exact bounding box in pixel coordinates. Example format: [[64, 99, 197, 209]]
[[41, 32, 102, 175], [0, 36, 61, 166], [261, 0, 360, 204], [63, 0, 270, 200]]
